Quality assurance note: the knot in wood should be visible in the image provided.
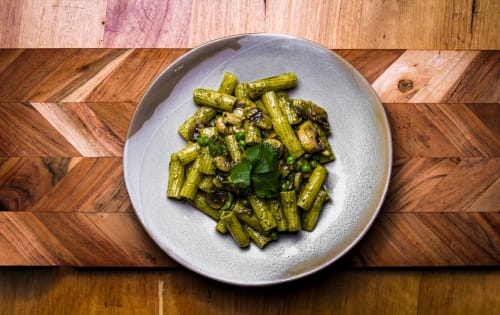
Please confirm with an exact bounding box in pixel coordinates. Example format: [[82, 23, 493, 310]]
[[398, 79, 414, 93]]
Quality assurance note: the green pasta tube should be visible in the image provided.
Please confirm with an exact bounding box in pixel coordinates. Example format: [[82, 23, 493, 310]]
[[193, 88, 236, 111], [246, 72, 297, 99], [262, 91, 304, 158], [236, 212, 265, 234], [179, 157, 203, 200], [221, 211, 250, 248], [244, 120, 262, 145], [188, 192, 220, 221], [254, 99, 268, 114], [301, 190, 329, 231], [199, 126, 218, 139], [267, 199, 288, 232], [235, 83, 250, 99], [198, 175, 216, 193], [245, 225, 272, 248], [167, 154, 185, 199], [216, 220, 228, 234], [225, 134, 242, 163], [218, 72, 238, 95], [176, 142, 200, 165], [297, 164, 328, 210], [248, 195, 277, 232], [277, 91, 302, 125], [280, 190, 301, 231], [198, 146, 215, 175], [178, 106, 216, 140]]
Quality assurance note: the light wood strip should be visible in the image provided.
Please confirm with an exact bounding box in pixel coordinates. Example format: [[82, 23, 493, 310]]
[[0, 0, 107, 48], [103, 0, 192, 48], [31, 103, 123, 156], [0, 103, 79, 156], [186, 0, 265, 48], [0, 212, 174, 267], [372, 50, 479, 103], [265, 0, 499, 50]]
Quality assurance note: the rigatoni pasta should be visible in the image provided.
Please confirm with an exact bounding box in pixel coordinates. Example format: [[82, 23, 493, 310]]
[[167, 71, 334, 248]]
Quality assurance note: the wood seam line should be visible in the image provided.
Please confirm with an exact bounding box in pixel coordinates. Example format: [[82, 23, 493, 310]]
[[61, 49, 135, 102]]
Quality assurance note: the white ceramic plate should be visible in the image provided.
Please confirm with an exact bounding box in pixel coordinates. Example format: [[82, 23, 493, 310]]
[[124, 34, 392, 286]]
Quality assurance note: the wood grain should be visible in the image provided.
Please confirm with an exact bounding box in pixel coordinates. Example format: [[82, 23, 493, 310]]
[[0, 49, 497, 103], [0, 0, 107, 48], [265, 0, 500, 50], [2, 1, 498, 49], [0, 268, 498, 315], [0, 49, 497, 267]]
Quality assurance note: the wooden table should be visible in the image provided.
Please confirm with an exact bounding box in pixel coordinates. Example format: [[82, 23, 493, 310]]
[[0, 1, 499, 314]]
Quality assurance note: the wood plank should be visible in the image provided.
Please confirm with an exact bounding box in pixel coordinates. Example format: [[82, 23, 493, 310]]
[[0, 50, 497, 103], [187, 0, 265, 48], [1, 268, 498, 314], [0, 210, 497, 267], [0, 103, 79, 156], [103, 0, 192, 48], [372, 50, 499, 103], [386, 158, 500, 213], [0, 0, 107, 48], [265, 0, 499, 49], [346, 213, 499, 267], [418, 270, 500, 315], [0, 212, 173, 266], [386, 103, 500, 158]]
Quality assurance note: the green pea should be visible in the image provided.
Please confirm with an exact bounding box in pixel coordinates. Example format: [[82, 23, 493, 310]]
[[310, 160, 318, 169], [286, 156, 296, 165], [238, 140, 246, 148], [281, 182, 290, 191], [301, 163, 311, 173], [240, 198, 250, 207], [197, 136, 209, 146], [235, 131, 245, 141]]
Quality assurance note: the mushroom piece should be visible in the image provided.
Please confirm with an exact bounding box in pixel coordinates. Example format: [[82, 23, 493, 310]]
[[297, 120, 324, 153], [204, 189, 227, 209], [213, 156, 233, 172], [292, 99, 330, 134]]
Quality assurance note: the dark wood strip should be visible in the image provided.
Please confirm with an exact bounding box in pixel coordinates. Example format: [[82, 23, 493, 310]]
[[0, 156, 497, 213], [336, 49, 405, 83], [30, 158, 131, 213], [386, 103, 500, 158], [0, 212, 173, 266], [82, 49, 187, 102], [386, 158, 500, 213], [0, 103, 79, 156], [0, 50, 128, 102], [0, 50, 497, 103], [345, 212, 500, 267], [0, 211, 497, 267], [445, 51, 500, 103]]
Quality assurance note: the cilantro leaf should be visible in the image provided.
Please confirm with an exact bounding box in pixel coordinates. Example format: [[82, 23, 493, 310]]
[[229, 158, 252, 188], [252, 171, 280, 198], [253, 143, 278, 174], [229, 143, 281, 198]]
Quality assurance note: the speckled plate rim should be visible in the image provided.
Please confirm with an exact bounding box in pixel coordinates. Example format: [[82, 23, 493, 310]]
[[124, 33, 393, 286]]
